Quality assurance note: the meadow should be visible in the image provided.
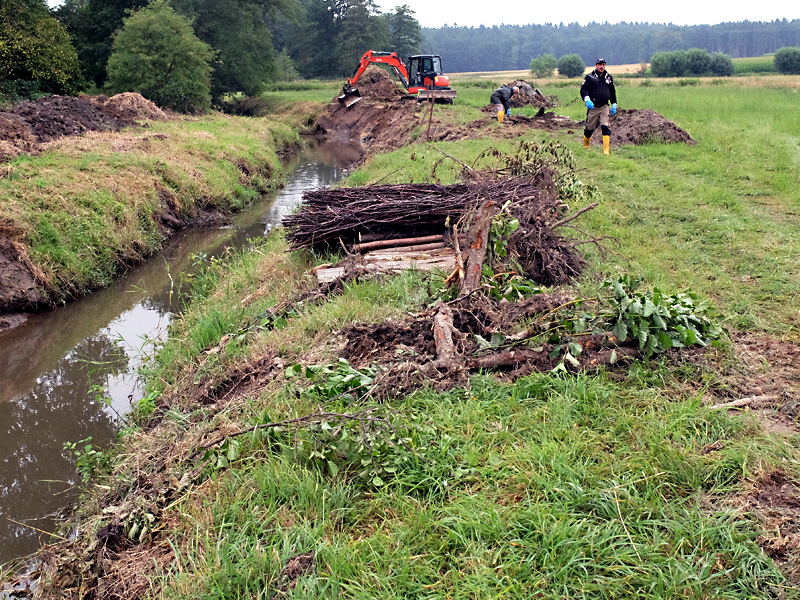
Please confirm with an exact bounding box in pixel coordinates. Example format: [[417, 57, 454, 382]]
[[3, 74, 800, 599]]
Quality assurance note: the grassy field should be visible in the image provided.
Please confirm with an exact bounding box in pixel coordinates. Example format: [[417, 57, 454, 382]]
[[4, 75, 800, 598]]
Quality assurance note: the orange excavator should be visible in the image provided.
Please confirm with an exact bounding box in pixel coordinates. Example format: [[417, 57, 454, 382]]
[[338, 50, 457, 107]]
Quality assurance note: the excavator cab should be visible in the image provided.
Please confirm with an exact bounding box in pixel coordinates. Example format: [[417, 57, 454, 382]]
[[407, 55, 456, 103]]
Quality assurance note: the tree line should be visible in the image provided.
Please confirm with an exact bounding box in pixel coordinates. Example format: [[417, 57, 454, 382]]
[[422, 20, 800, 73]]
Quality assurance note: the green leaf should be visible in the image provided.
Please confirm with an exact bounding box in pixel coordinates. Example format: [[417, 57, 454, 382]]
[[372, 475, 384, 486], [612, 320, 628, 342], [657, 331, 673, 350]]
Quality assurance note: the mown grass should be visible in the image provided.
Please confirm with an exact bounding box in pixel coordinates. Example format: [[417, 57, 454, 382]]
[[0, 113, 301, 303]]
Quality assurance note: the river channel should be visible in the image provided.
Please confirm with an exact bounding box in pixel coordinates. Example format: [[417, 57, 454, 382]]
[[0, 140, 357, 565]]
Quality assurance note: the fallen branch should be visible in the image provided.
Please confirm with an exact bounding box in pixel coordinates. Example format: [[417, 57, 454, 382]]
[[550, 202, 599, 229], [708, 395, 779, 410], [352, 234, 443, 252]]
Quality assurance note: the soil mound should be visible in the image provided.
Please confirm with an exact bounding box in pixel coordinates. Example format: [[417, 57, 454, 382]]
[[608, 108, 695, 146], [0, 93, 170, 162], [347, 65, 405, 102]]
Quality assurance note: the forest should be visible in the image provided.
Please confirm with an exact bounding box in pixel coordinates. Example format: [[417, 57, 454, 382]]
[[2, 0, 800, 108]]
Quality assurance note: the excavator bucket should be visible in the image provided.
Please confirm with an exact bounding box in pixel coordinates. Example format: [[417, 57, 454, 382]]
[[337, 86, 361, 107]]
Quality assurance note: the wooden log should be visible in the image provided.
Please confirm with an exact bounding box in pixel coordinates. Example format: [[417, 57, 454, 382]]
[[369, 241, 446, 254], [432, 302, 456, 364], [352, 234, 443, 252], [460, 201, 496, 295]]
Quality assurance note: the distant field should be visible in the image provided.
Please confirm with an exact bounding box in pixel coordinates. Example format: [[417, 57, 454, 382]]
[[451, 63, 647, 80]]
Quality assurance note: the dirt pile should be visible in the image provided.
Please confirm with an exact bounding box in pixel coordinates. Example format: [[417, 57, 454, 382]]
[[606, 108, 695, 146], [348, 65, 406, 101], [0, 93, 170, 161]]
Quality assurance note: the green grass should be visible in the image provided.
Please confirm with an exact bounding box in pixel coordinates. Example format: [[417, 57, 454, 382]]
[[0, 113, 300, 303], [156, 367, 791, 599], [7, 75, 800, 599]]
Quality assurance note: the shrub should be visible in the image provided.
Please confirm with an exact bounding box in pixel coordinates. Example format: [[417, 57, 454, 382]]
[[709, 52, 734, 76], [557, 54, 586, 78], [530, 53, 557, 78], [774, 46, 800, 74], [105, 0, 214, 113]]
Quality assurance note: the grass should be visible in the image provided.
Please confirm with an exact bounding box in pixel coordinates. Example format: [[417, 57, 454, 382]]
[[4, 75, 800, 598], [0, 113, 301, 303]]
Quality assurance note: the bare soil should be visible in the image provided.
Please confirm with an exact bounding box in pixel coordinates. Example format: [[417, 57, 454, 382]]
[[314, 67, 694, 157]]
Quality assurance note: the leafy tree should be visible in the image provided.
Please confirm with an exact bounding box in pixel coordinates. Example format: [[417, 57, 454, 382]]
[[334, 0, 390, 74], [774, 46, 800, 74], [172, 0, 299, 100], [54, 0, 150, 88], [0, 0, 84, 97], [529, 53, 556, 78], [557, 54, 585, 78], [105, 0, 214, 112], [685, 48, 712, 75], [709, 52, 734, 76], [387, 4, 421, 61]]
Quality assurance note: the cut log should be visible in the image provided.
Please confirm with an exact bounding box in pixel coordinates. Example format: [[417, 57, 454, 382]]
[[352, 234, 443, 253], [460, 201, 496, 295]]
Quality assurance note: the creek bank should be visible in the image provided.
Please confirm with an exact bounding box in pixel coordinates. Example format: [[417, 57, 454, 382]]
[[0, 94, 304, 319]]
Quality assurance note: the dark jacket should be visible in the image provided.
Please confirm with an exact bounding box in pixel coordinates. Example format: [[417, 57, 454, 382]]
[[580, 69, 617, 107], [490, 85, 514, 111]]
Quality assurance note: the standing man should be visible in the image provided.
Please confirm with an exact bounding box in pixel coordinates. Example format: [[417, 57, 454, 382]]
[[490, 84, 518, 123], [580, 58, 617, 154]]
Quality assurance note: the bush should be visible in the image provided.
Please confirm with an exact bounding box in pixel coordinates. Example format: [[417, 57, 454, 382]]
[[774, 47, 800, 75], [709, 52, 734, 76], [557, 54, 586, 78], [105, 0, 214, 113], [530, 53, 557, 78], [650, 49, 734, 77], [0, 0, 83, 96]]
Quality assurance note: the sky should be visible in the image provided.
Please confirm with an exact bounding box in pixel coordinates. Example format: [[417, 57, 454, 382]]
[[375, 0, 798, 28]]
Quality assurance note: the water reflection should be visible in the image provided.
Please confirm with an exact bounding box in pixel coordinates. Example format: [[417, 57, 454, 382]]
[[0, 139, 354, 565]]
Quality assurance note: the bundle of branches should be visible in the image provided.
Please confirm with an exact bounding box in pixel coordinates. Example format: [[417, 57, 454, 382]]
[[283, 182, 470, 250]]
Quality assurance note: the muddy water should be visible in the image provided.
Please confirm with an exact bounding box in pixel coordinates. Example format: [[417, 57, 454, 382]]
[[0, 140, 357, 565]]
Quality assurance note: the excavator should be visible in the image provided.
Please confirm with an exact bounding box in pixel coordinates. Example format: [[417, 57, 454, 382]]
[[338, 50, 457, 107]]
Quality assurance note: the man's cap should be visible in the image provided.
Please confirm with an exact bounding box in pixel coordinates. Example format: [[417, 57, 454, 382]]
[[596, 58, 606, 64]]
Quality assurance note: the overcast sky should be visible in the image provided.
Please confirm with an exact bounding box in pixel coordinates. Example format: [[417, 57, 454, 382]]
[[376, 0, 798, 28]]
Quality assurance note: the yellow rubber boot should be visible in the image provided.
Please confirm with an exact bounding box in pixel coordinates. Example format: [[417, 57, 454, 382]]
[[497, 110, 504, 123], [583, 135, 591, 149], [602, 135, 610, 155]]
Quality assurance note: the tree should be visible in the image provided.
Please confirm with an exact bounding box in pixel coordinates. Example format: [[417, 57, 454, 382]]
[[105, 0, 214, 112], [172, 0, 299, 100], [334, 0, 390, 74], [54, 0, 150, 88], [387, 4, 421, 61], [0, 0, 84, 97], [709, 52, 734, 76], [530, 53, 556, 78], [685, 48, 712, 75], [774, 46, 800, 74], [557, 54, 585, 78]]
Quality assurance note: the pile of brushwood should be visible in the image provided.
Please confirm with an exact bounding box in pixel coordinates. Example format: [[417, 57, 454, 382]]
[[285, 141, 723, 394], [284, 142, 594, 286]]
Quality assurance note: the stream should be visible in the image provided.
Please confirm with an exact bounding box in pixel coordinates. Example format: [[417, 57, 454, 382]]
[[0, 139, 357, 566]]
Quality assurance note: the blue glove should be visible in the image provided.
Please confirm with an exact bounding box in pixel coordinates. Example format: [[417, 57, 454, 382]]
[[610, 103, 617, 116], [584, 96, 594, 110], [506, 109, 511, 117]]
